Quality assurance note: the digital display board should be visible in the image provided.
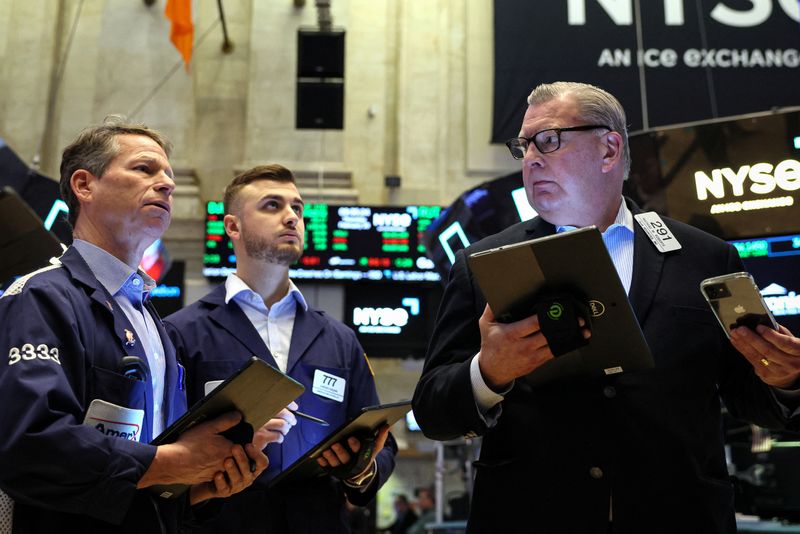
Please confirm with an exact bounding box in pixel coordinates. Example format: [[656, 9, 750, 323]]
[[730, 233, 800, 334], [625, 109, 800, 240], [343, 283, 442, 359], [203, 202, 442, 282]]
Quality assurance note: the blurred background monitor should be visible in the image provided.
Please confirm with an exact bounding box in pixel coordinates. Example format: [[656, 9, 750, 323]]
[[204, 201, 442, 283], [147, 260, 185, 318], [729, 232, 800, 334], [342, 282, 442, 359]]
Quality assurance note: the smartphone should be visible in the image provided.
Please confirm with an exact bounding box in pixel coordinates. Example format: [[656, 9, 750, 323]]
[[700, 272, 778, 338]]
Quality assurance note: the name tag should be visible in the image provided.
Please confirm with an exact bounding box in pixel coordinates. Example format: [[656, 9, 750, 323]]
[[634, 212, 682, 253], [312, 369, 346, 402], [83, 399, 144, 442]]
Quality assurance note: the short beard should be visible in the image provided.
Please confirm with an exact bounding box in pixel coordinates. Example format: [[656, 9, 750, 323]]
[[242, 232, 302, 266]]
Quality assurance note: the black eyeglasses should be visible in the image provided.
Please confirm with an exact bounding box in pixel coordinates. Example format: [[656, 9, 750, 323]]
[[505, 124, 611, 159]]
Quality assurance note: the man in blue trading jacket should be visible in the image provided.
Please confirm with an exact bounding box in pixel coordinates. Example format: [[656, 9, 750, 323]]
[[165, 164, 397, 534], [412, 82, 800, 533], [0, 118, 268, 534]]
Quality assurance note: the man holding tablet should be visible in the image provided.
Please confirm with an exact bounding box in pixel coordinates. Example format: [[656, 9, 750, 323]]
[[166, 164, 397, 534], [413, 82, 800, 534]]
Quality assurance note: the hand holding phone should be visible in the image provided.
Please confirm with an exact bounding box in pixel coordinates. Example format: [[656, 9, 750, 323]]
[[700, 272, 778, 338]]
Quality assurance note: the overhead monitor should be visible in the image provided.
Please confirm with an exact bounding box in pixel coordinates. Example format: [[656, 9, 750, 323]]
[[624, 109, 800, 239], [343, 282, 443, 359], [203, 202, 443, 283]]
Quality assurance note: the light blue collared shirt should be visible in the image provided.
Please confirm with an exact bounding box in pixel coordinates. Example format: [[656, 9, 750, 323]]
[[72, 239, 167, 436], [225, 273, 308, 373], [556, 198, 635, 294]]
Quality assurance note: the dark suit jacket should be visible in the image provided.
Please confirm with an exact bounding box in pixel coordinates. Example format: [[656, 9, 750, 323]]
[[165, 285, 397, 534], [412, 201, 798, 534]]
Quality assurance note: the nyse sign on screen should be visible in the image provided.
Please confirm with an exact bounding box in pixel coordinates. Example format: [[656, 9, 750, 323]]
[[566, 0, 799, 27], [352, 297, 420, 335], [694, 158, 800, 214]]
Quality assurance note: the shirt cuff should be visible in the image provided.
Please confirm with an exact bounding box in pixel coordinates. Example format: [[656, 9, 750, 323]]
[[470, 353, 511, 414]]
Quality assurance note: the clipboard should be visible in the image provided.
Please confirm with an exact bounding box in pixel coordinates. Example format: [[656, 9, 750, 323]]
[[268, 400, 411, 488], [150, 357, 305, 498], [468, 226, 653, 386]]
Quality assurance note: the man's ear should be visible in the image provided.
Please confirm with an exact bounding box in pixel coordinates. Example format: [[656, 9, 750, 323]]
[[70, 169, 96, 204], [600, 131, 623, 174], [224, 213, 240, 241]]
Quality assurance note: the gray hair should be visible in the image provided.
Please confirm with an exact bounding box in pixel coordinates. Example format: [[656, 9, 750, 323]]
[[527, 82, 630, 179], [59, 115, 172, 227]]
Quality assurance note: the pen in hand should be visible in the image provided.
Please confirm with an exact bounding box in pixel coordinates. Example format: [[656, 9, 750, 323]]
[[290, 409, 329, 426]]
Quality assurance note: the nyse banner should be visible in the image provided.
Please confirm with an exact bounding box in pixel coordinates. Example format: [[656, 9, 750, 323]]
[[492, 0, 800, 142]]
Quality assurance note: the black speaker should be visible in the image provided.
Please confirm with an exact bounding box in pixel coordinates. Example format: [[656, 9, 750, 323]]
[[296, 81, 344, 129], [297, 29, 345, 78]]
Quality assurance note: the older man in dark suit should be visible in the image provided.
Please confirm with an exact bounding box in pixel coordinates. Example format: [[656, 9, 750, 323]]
[[412, 81, 800, 534]]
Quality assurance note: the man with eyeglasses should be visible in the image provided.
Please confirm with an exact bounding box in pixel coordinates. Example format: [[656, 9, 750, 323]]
[[413, 82, 800, 533]]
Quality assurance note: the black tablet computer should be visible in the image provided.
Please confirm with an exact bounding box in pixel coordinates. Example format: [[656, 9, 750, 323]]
[[0, 187, 63, 284], [468, 226, 653, 386], [150, 357, 305, 498], [268, 400, 412, 488]]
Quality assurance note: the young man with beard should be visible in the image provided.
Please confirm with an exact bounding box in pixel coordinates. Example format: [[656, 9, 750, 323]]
[[165, 164, 397, 533]]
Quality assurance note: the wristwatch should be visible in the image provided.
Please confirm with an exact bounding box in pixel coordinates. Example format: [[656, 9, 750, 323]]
[[343, 459, 377, 488]]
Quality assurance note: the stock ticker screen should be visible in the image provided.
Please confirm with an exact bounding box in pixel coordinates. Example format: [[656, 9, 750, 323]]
[[203, 202, 443, 282]]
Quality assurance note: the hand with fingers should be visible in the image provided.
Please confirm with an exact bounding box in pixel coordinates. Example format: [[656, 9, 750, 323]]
[[730, 324, 800, 388], [316, 425, 391, 486], [253, 401, 299, 449], [477, 304, 590, 391], [189, 441, 269, 504]]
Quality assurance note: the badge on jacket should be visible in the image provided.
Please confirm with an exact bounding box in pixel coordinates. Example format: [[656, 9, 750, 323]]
[[312, 369, 345, 402], [124, 329, 136, 347]]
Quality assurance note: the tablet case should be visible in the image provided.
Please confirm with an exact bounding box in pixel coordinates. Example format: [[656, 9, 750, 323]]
[[150, 357, 305, 498], [267, 400, 412, 488], [468, 226, 654, 386]]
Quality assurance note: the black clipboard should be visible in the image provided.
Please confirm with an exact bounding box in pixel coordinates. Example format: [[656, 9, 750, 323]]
[[468, 226, 653, 386], [150, 357, 305, 498], [267, 400, 411, 488]]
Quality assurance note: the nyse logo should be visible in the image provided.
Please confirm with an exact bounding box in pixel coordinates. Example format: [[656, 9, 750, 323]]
[[353, 297, 420, 334], [566, 0, 799, 27], [694, 159, 800, 201], [372, 212, 412, 230]]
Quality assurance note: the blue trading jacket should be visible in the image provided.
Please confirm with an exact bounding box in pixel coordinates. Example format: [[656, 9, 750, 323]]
[[0, 247, 187, 533], [165, 284, 397, 534]]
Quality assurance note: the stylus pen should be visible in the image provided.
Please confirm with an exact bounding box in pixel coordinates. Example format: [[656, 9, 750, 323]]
[[291, 410, 329, 426]]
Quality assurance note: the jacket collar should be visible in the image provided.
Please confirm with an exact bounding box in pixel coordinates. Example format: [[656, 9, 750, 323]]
[[201, 284, 325, 374]]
